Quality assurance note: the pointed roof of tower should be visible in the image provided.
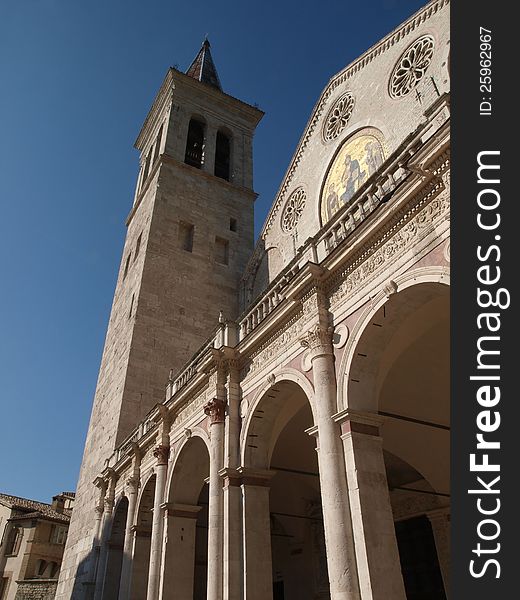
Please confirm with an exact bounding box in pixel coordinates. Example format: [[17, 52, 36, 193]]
[[185, 38, 223, 91]]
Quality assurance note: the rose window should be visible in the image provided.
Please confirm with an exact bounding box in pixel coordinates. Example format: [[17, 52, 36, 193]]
[[323, 93, 355, 142], [389, 35, 435, 98], [281, 188, 306, 233]]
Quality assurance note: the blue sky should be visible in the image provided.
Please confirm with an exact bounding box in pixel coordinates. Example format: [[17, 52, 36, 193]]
[[0, 0, 425, 503]]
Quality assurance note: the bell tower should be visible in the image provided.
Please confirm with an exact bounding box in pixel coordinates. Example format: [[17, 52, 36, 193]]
[[57, 40, 263, 597]]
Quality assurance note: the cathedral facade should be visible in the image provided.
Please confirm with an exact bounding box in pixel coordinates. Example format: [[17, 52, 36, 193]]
[[57, 1, 450, 599]]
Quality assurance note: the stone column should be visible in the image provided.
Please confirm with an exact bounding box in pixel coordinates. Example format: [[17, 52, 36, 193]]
[[203, 125, 217, 175], [300, 323, 360, 600], [159, 503, 203, 598], [146, 444, 170, 600], [222, 357, 242, 600], [204, 397, 226, 600], [118, 473, 140, 600], [220, 468, 242, 600], [335, 410, 406, 600], [427, 508, 450, 597], [94, 473, 116, 600], [239, 468, 275, 600]]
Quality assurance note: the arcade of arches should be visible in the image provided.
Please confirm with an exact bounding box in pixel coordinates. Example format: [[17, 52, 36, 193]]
[[93, 280, 449, 600]]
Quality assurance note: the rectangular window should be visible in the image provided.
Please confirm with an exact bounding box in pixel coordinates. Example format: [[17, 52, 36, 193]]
[[50, 525, 68, 545], [215, 237, 229, 265], [123, 254, 131, 279], [179, 222, 194, 253], [134, 233, 142, 262], [143, 150, 152, 182], [229, 218, 237, 232], [5, 525, 21, 556], [129, 293, 135, 319], [153, 125, 163, 164]]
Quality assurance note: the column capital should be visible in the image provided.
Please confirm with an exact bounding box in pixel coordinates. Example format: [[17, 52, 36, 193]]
[[103, 497, 114, 513], [333, 408, 385, 437], [153, 444, 170, 466], [300, 323, 334, 358], [204, 397, 226, 425], [126, 475, 140, 492]]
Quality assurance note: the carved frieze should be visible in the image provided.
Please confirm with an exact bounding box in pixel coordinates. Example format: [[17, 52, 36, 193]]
[[330, 183, 449, 307]]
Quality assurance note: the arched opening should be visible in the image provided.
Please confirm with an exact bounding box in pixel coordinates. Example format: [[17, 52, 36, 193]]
[[102, 496, 128, 599], [243, 380, 328, 600], [214, 130, 231, 180], [185, 119, 205, 169], [346, 281, 450, 599], [162, 435, 210, 600], [129, 475, 156, 600]]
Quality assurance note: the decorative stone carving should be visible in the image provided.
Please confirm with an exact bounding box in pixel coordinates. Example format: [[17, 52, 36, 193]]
[[323, 92, 355, 142], [281, 188, 306, 233], [153, 444, 170, 466], [204, 398, 226, 425], [267, 373, 276, 386], [383, 279, 398, 298], [126, 475, 140, 492], [444, 240, 450, 263], [332, 324, 349, 349], [389, 35, 435, 98], [300, 323, 334, 356], [245, 310, 306, 376], [330, 182, 449, 307]]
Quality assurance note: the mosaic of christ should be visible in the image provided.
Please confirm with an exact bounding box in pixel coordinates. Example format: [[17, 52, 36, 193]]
[[321, 134, 385, 224]]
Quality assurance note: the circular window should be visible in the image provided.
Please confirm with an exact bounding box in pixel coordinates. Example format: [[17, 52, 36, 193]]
[[323, 93, 355, 142], [389, 35, 435, 98], [281, 188, 306, 233]]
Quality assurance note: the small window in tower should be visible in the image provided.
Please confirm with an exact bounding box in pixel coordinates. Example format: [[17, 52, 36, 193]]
[[215, 131, 231, 181], [184, 119, 205, 169], [134, 233, 142, 262], [229, 218, 237, 232], [123, 254, 131, 279], [215, 237, 229, 265], [179, 222, 194, 252], [129, 294, 135, 319], [143, 150, 152, 182], [153, 125, 163, 164]]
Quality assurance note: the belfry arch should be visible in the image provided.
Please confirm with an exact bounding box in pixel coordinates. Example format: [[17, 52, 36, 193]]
[[161, 434, 210, 600], [340, 274, 450, 598]]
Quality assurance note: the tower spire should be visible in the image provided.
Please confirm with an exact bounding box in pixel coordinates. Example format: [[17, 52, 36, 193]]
[[185, 38, 223, 91]]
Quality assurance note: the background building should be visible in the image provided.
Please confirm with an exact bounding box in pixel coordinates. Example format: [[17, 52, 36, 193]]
[[58, 1, 450, 598], [0, 492, 74, 600]]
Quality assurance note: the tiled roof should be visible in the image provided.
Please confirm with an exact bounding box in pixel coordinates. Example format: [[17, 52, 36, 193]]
[[0, 493, 71, 523], [185, 39, 222, 91]]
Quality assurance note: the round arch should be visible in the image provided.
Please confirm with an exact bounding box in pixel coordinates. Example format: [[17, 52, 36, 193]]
[[162, 428, 211, 600], [240, 370, 316, 469], [337, 266, 450, 411], [165, 426, 210, 499]]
